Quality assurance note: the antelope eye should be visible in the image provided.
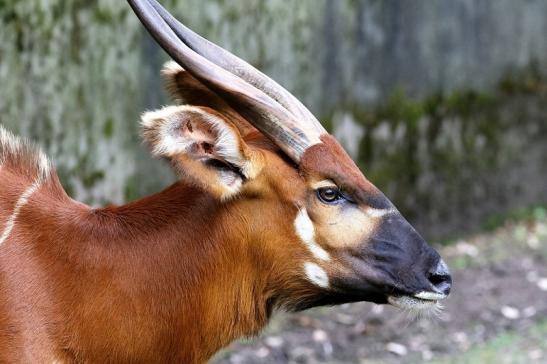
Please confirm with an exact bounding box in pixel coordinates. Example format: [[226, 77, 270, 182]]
[[317, 187, 342, 204]]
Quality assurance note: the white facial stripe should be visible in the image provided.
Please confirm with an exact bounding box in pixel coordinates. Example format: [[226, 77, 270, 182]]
[[365, 208, 395, 218], [0, 181, 40, 246], [294, 209, 330, 261], [304, 262, 329, 288]]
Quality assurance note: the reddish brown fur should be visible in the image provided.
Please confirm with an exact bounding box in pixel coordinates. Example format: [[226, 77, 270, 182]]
[[300, 134, 382, 203], [0, 130, 322, 362], [0, 65, 332, 362], [0, 60, 448, 362]]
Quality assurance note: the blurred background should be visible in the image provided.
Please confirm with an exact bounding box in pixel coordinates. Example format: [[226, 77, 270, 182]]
[[1, 0, 546, 363]]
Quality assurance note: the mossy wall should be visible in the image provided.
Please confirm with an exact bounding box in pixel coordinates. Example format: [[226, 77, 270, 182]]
[[1, 0, 546, 238], [0, 0, 154, 204], [332, 67, 547, 238]]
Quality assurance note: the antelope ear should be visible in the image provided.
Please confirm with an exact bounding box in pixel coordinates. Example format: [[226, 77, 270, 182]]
[[141, 105, 262, 200], [161, 61, 256, 137]]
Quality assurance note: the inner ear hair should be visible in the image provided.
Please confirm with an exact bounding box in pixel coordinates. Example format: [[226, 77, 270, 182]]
[[141, 105, 235, 158], [140, 104, 260, 180], [140, 104, 262, 200]]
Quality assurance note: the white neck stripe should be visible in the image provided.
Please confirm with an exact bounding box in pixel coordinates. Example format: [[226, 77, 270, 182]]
[[0, 181, 40, 246]]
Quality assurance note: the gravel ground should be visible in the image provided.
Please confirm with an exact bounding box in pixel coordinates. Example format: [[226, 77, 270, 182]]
[[212, 217, 547, 363]]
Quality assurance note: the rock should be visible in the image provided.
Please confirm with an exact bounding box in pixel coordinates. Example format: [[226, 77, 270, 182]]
[[352, 321, 367, 335], [452, 331, 468, 343], [290, 346, 315, 361], [501, 305, 520, 320], [293, 315, 319, 328], [453, 331, 470, 350], [422, 349, 434, 361], [312, 329, 328, 342], [335, 313, 354, 325], [526, 271, 539, 282], [322, 341, 334, 356], [527, 235, 540, 249], [386, 342, 408, 356], [523, 306, 537, 317], [371, 304, 384, 315], [455, 241, 479, 257], [265, 336, 284, 348], [255, 347, 269, 358], [228, 353, 246, 364], [528, 349, 543, 361], [537, 278, 547, 291]]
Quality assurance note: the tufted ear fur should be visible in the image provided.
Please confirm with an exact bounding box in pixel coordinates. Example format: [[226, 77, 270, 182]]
[[141, 105, 262, 200]]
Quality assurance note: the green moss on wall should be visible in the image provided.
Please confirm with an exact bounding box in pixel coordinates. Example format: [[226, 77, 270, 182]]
[[329, 64, 547, 238]]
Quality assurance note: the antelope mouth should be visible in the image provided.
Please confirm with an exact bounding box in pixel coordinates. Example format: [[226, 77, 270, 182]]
[[387, 291, 447, 310]]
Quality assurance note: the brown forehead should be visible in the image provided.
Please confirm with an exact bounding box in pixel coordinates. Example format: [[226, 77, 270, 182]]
[[299, 134, 380, 203]]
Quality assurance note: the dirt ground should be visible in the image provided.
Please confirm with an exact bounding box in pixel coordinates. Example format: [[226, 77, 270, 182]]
[[212, 216, 547, 364]]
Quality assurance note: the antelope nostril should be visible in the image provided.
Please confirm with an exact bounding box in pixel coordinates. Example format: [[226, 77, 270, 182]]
[[431, 275, 451, 296], [428, 259, 452, 296]]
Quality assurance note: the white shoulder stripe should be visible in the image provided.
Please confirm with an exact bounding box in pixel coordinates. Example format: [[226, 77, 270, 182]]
[[0, 181, 41, 246]]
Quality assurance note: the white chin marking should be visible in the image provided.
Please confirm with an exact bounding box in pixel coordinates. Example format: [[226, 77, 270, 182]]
[[294, 209, 330, 261], [388, 295, 437, 309], [414, 291, 446, 301], [304, 262, 329, 288], [387, 295, 444, 318]]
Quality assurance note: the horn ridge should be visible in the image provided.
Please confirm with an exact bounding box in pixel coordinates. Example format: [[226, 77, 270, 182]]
[[146, 0, 326, 135], [128, 0, 321, 161]]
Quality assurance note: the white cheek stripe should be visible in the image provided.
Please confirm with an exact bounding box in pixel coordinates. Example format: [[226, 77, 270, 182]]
[[365, 208, 395, 218], [294, 209, 330, 261], [0, 181, 40, 246], [304, 262, 329, 288]]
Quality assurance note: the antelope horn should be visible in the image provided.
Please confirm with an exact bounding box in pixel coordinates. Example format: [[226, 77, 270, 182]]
[[128, 0, 323, 162], [147, 0, 326, 136]]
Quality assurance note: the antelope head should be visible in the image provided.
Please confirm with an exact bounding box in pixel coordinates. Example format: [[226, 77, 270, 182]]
[[130, 0, 451, 315]]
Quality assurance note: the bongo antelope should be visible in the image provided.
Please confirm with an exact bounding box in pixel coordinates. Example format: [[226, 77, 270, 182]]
[[0, 0, 451, 362]]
